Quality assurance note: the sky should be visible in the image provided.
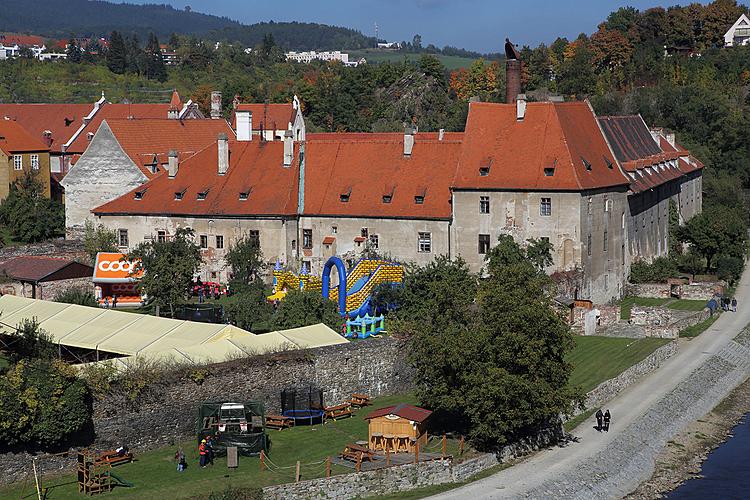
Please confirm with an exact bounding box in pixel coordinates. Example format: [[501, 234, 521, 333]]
[[124, 0, 705, 53]]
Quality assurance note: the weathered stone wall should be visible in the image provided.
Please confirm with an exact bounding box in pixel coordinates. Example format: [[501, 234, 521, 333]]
[[626, 282, 671, 299], [0, 240, 86, 264], [630, 306, 711, 339], [0, 276, 92, 301], [92, 337, 412, 451], [626, 281, 723, 300], [581, 340, 678, 413], [680, 281, 724, 300]]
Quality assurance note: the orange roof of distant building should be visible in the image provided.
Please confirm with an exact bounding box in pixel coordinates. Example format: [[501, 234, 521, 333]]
[[454, 101, 629, 191], [93, 140, 299, 217], [0, 103, 93, 153], [0, 119, 49, 155], [0, 33, 46, 46], [235, 103, 295, 130], [169, 90, 182, 109], [102, 118, 235, 177], [303, 133, 462, 220]]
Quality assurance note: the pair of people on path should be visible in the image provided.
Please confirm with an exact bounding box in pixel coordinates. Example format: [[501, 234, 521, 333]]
[[595, 409, 611, 432]]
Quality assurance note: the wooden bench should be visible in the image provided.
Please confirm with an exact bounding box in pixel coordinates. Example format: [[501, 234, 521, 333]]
[[94, 450, 133, 467], [265, 414, 294, 430], [340, 443, 375, 462], [348, 393, 371, 408], [324, 403, 353, 421]]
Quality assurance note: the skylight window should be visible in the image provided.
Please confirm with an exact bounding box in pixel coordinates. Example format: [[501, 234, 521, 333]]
[[414, 195, 424, 204], [339, 188, 352, 203], [382, 194, 392, 204], [604, 156, 614, 169], [479, 158, 492, 176], [174, 189, 185, 201], [197, 189, 209, 200], [581, 156, 592, 171], [134, 189, 147, 200], [239, 192, 249, 201], [544, 167, 555, 177]]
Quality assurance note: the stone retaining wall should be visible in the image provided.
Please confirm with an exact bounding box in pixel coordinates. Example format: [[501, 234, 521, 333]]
[[0, 277, 93, 301], [626, 281, 724, 301], [582, 340, 678, 413], [0, 240, 86, 265], [630, 306, 711, 338]]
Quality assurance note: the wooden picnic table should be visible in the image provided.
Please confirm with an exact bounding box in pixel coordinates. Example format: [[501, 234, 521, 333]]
[[265, 414, 294, 430], [340, 443, 376, 462], [349, 393, 371, 408], [324, 403, 353, 421], [94, 449, 134, 467]]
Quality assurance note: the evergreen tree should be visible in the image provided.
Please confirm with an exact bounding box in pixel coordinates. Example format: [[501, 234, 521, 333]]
[[66, 35, 82, 63], [144, 33, 167, 82], [106, 31, 127, 74], [126, 34, 143, 74]]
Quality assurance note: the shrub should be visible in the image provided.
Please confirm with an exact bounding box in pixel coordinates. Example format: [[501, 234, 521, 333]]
[[629, 256, 679, 283], [8, 318, 56, 364], [54, 286, 98, 307], [716, 255, 744, 284], [271, 290, 341, 331]]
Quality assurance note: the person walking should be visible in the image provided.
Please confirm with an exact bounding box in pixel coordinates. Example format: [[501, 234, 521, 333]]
[[732, 297, 737, 313], [595, 409, 603, 432], [206, 435, 215, 466], [198, 439, 207, 468], [603, 409, 612, 432], [198, 287, 204, 304], [175, 447, 187, 472], [112, 294, 118, 309]]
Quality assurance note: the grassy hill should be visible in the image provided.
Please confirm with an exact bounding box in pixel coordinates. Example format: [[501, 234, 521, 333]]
[[349, 49, 479, 70]]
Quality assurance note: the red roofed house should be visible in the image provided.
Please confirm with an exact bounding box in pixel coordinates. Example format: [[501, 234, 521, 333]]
[[0, 256, 93, 299], [0, 119, 51, 200], [233, 95, 305, 142], [0, 33, 47, 59], [62, 117, 235, 237]]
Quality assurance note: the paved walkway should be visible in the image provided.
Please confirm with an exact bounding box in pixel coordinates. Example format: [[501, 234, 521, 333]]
[[433, 270, 750, 499]]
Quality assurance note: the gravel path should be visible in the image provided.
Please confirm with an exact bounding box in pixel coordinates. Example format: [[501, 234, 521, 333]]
[[432, 271, 750, 500]]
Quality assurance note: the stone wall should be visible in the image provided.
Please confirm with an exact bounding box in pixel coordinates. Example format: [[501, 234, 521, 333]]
[[581, 340, 678, 413], [630, 306, 711, 339], [626, 281, 724, 301], [680, 281, 724, 300], [0, 240, 86, 265], [0, 277, 92, 301]]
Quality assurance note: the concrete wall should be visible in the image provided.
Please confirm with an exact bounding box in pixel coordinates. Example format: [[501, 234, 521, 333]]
[[94, 214, 296, 282], [299, 216, 449, 274], [61, 122, 148, 238]]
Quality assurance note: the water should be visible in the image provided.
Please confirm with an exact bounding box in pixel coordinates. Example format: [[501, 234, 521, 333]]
[[669, 414, 750, 499]]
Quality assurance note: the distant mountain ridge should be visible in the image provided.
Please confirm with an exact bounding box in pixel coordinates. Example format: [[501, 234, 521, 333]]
[[0, 0, 378, 50]]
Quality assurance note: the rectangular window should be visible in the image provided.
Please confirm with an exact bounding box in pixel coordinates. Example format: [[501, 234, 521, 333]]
[[331, 225, 337, 234], [603, 230, 608, 251], [13, 155, 22, 170], [540, 197, 552, 217], [303, 229, 313, 249], [360, 227, 368, 238], [118, 229, 129, 247], [621, 212, 625, 229], [200, 235, 208, 249], [622, 244, 625, 265], [604, 198, 610, 213], [587, 234, 592, 256], [418, 232, 432, 253], [478, 234, 490, 254], [587, 197, 592, 215], [479, 196, 490, 214], [157, 230, 166, 243], [249, 230, 260, 247], [216, 235, 224, 249], [30, 154, 39, 170], [369, 234, 379, 249]]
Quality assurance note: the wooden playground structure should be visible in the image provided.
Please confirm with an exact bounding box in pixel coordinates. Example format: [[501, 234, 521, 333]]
[[77, 451, 113, 495]]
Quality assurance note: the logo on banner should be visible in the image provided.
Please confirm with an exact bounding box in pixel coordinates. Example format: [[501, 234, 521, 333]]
[[98, 260, 136, 273]]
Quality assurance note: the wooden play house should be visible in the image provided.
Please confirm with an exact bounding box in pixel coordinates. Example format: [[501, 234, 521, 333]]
[[365, 403, 432, 453]]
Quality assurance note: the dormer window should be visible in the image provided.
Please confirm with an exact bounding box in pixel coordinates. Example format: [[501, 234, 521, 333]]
[[414, 195, 424, 204], [479, 158, 492, 176], [239, 192, 249, 201], [581, 156, 592, 171], [544, 167, 555, 177], [197, 189, 209, 200], [382, 194, 392, 204], [339, 188, 351, 203], [174, 189, 185, 201], [87, 132, 94, 141], [604, 156, 614, 169], [134, 189, 147, 200]]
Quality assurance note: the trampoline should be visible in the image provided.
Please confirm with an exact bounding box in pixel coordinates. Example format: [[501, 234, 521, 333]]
[[282, 409, 324, 425]]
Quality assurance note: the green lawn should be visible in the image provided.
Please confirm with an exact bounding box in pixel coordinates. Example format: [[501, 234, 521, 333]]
[[680, 313, 720, 338], [619, 297, 709, 319], [349, 50, 479, 70], [2, 393, 464, 500], [566, 336, 671, 393]]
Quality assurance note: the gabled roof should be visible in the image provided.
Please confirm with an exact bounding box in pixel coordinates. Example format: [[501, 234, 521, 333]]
[[103, 118, 235, 177], [0, 104, 93, 152], [93, 140, 299, 217], [0, 33, 46, 46], [365, 403, 432, 423], [303, 134, 461, 220], [236, 103, 295, 130], [66, 103, 172, 154], [0, 119, 49, 154], [597, 115, 662, 162], [454, 101, 629, 191], [0, 256, 92, 283]]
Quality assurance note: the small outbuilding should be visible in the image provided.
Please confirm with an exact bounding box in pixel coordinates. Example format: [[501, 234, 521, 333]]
[[365, 403, 432, 453], [0, 256, 93, 299]]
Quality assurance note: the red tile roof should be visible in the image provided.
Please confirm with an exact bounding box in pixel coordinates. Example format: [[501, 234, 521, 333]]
[[0, 33, 46, 46], [454, 101, 629, 191], [0, 104, 93, 153], [102, 118, 235, 177], [0, 256, 92, 282], [0, 119, 49, 154], [235, 103, 295, 130], [66, 103, 172, 154], [93, 140, 299, 217], [303, 134, 462, 220], [365, 403, 432, 423], [597, 115, 662, 162]]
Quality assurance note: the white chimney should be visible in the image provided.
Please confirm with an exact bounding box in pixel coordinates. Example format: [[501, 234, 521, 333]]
[[283, 130, 293, 167], [438, 128, 445, 141], [217, 133, 229, 175], [665, 132, 676, 147], [403, 127, 415, 156], [210, 91, 222, 119], [516, 94, 527, 121], [167, 150, 178, 178], [236, 110, 253, 141]]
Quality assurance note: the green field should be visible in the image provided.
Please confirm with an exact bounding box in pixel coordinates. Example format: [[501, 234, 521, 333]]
[[2, 393, 463, 500], [349, 49, 478, 70], [619, 297, 708, 320], [680, 314, 720, 338], [566, 336, 671, 393]]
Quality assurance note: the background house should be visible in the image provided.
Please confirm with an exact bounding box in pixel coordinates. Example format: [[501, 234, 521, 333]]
[[0, 120, 51, 200]]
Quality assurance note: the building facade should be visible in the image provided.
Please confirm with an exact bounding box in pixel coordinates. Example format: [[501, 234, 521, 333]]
[[0, 120, 51, 200]]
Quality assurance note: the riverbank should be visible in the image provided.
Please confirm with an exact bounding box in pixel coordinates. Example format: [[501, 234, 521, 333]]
[[627, 373, 750, 498]]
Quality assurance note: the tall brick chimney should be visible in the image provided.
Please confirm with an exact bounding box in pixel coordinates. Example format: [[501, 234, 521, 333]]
[[504, 38, 522, 104]]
